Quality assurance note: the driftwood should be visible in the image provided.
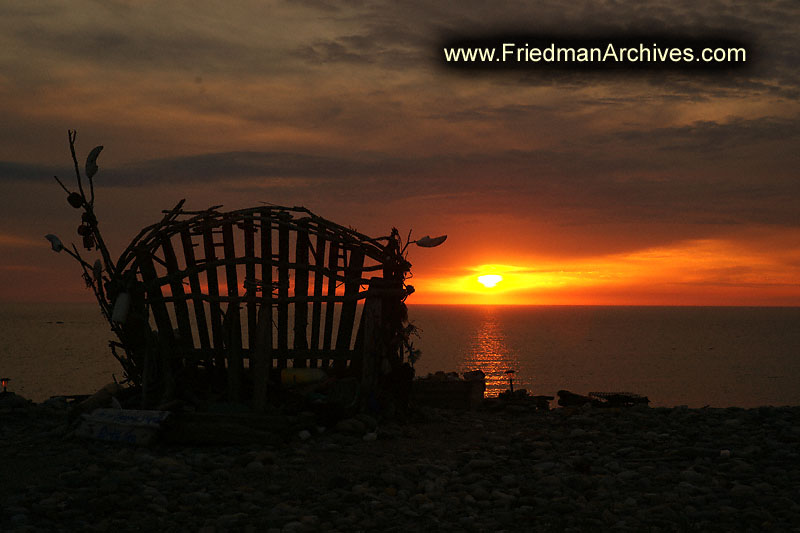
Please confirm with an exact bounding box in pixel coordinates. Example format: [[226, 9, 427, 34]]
[[557, 389, 593, 407], [558, 389, 650, 408], [589, 391, 650, 407]]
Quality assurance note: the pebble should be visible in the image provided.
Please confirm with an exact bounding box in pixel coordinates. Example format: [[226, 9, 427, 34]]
[[245, 460, 265, 472], [0, 402, 798, 532], [335, 417, 366, 435], [466, 458, 494, 469]]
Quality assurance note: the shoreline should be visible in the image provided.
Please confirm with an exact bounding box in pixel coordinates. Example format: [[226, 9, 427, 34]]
[[2, 399, 799, 531]]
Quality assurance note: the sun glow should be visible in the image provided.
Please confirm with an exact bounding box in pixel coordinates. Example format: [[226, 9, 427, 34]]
[[477, 274, 503, 288], [408, 233, 800, 306]]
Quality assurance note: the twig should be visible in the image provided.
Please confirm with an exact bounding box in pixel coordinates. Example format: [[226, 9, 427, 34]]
[[68, 130, 85, 202], [53, 175, 70, 195], [72, 243, 114, 323], [401, 228, 413, 254], [63, 243, 93, 269], [109, 341, 136, 385], [89, 217, 117, 279]]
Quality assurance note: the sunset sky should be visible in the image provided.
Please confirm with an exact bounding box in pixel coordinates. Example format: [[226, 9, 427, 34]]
[[1, 1, 798, 305]]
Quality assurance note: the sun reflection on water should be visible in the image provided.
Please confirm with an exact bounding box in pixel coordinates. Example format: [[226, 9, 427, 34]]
[[459, 307, 526, 398]]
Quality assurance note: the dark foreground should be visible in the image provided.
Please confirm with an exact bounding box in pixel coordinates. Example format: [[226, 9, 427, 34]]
[[1, 400, 799, 532]]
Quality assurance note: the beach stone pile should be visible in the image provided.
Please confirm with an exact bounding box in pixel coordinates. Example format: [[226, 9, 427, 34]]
[[1, 400, 799, 532]]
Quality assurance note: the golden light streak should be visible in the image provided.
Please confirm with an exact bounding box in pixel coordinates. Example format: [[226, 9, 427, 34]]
[[408, 237, 800, 306]]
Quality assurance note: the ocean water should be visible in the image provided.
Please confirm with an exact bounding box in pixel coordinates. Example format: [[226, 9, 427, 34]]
[[0, 303, 121, 403], [1, 303, 798, 407], [411, 305, 800, 407]]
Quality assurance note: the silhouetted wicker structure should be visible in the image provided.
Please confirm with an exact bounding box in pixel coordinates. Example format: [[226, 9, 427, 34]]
[[105, 202, 412, 410], [51, 132, 422, 414]]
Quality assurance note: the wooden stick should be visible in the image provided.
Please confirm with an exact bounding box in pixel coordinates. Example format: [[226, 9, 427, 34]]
[[335, 247, 365, 369], [202, 225, 224, 369], [277, 217, 289, 365], [252, 303, 272, 412], [225, 302, 242, 403], [222, 219, 242, 379], [243, 214, 257, 350], [293, 221, 310, 367], [180, 229, 211, 354], [323, 240, 339, 363], [160, 234, 194, 353], [259, 208, 274, 366], [309, 231, 326, 365]]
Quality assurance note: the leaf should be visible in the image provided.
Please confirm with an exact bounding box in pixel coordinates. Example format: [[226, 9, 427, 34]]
[[416, 235, 447, 248], [92, 259, 103, 281], [85, 145, 104, 179], [45, 234, 64, 252]]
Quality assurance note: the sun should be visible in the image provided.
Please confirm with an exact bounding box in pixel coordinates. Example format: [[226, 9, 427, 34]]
[[477, 274, 503, 288]]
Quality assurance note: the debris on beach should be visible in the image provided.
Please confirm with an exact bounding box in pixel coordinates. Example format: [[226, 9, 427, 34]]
[[588, 391, 650, 407], [75, 408, 171, 445], [558, 389, 650, 408], [504, 368, 516, 393], [411, 370, 486, 410], [494, 389, 555, 411]]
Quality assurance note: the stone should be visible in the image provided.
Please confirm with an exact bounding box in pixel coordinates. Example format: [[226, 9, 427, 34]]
[[246, 460, 265, 472], [501, 474, 517, 486], [335, 418, 367, 435], [466, 458, 494, 469], [154, 456, 183, 471], [355, 413, 378, 430], [282, 521, 304, 532], [491, 489, 514, 501], [680, 468, 704, 483]]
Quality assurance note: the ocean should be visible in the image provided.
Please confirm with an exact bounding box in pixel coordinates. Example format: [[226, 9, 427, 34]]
[[2, 303, 798, 407]]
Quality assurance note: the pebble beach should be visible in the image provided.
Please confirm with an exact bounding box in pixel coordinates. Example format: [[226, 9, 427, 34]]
[[2, 399, 799, 532]]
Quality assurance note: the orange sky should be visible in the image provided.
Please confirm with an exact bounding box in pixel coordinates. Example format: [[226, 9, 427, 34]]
[[412, 233, 800, 306], [1, 1, 798, 305]]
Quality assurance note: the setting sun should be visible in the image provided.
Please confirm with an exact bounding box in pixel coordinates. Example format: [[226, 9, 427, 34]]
[[478, 274, 503, 288]]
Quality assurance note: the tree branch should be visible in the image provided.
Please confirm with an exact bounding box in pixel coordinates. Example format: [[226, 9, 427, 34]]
[[68, 130, 86, 202]]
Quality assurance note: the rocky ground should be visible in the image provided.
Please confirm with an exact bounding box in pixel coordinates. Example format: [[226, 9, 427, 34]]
[[1, 397, 799, 532]]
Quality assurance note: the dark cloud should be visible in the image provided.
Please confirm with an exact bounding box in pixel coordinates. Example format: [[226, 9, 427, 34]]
[[3, 0, 796, 97], [103, 151, 439, 184], [294, 40, 375, 65], [613, 116, 800, 152], [426, 104, 553, 122], [8, 24, 264, 79], [290, 17, 430, 69], [0, 161, 62, 182], [85, 144, 800, 229]]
